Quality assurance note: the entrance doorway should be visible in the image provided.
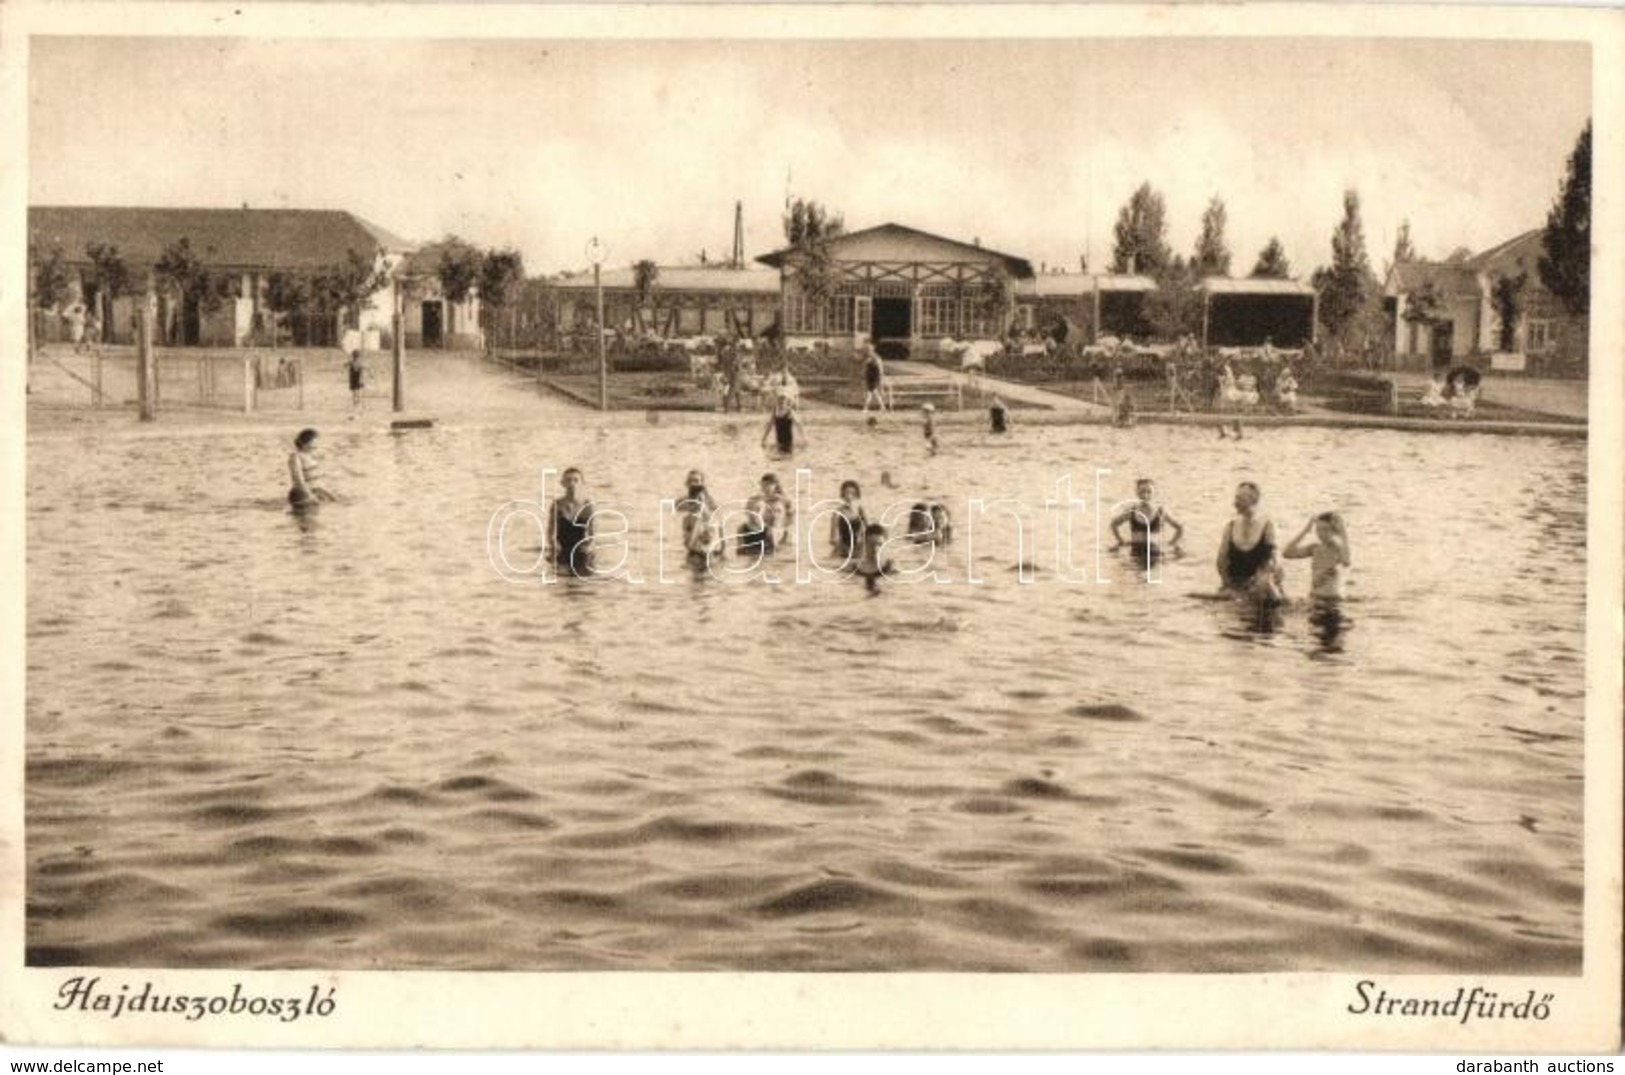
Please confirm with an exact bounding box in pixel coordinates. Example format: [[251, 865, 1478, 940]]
[[421, 301, 444, 348], [872, 296, 911, 359], [1431, 321, 1454, 364]]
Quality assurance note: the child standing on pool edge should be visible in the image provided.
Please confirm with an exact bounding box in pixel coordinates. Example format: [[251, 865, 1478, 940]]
[[347, 349, 366, 418]]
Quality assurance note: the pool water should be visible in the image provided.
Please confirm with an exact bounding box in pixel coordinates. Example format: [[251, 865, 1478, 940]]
[[25, 408, 1587, 972]]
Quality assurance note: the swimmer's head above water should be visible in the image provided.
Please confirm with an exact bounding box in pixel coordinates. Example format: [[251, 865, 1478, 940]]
[[295, 428, 318, 450]]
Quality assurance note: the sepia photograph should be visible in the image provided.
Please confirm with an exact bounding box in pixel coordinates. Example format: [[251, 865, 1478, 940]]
[[1, 1, 1619, 1054]]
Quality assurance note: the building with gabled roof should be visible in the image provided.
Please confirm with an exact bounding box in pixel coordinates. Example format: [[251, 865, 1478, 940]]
[[28, 205, 415, 349], [758, 222, 1035, 356], [1383, 229, 1586, 372]]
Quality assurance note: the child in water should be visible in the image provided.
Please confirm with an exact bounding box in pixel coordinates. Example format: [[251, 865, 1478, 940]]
[[906, 501, 953, 546], [739, 472, 792, 555], [922, 403, 939, 453], [855, 521, 892, 594], [1283, 511, 1351, 603], [830, 480, 867, 565], [677, 469, 723, 562], [989, 396, 1009, 434]]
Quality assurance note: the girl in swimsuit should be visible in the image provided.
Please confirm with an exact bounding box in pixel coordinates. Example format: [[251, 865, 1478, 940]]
[[1216, 480, 1282, 601], [830, 480, 867, 566], [287, 428, 335, 509], [547, 466, 595, 575], [739, 472, 792, 555], [1110, 478, 1184, 560]]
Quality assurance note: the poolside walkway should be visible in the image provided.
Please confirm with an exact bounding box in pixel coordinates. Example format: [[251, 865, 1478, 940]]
[[883, 358, 1108, 414]]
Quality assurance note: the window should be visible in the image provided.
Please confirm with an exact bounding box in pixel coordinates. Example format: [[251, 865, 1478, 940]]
[[1526, 319, 1554, 353], [827, 296, 854, 334]]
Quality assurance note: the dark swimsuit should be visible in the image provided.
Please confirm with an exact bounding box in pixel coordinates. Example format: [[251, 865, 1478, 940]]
[[348, 363, 364, 392], [864, 359, 881, 392], [552, 502, 592, 573], [1220, 520, 1274, 589], [774, 413, 794, 453], [990, 405, 1008, 433], [833, 506, 865, 563]]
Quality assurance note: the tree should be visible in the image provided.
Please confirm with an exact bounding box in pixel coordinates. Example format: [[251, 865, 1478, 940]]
[[1192, 196, 1231, 278], [1110, 182, 1171, 276], [1492, 272, 1528, 352], [312, 248, 387, 331], [1143, 257, 1202, 342], [30, 241, 71, 312], [1316, 189, 1376, 344], [434, 236, 483, 305], [1251, 237, 1292, 279], [782, 198, 844, 247], [1391, 220, 1416, 269], [1539, 119, 1590, 316], [631, 259, 660, 335], [478, 247, 526, 349], [153, 237, 216, 344], [263, 271, 312, 346], [84, 243, 132, 335]]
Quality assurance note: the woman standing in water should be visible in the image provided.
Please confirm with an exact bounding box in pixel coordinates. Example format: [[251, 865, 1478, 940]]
[[1216, 481, 1282, 602], [546, 466, 595, 576], [287, 428, 335, 509]]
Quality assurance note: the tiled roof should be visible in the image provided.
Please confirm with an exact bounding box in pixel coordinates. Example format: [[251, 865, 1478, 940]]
[[1388, 260, 1483, 298], [28, 206, 414, 271], [757, 222, 1035, 279], [1466, 229, 1544, 276], [553, 264, 781, 294]]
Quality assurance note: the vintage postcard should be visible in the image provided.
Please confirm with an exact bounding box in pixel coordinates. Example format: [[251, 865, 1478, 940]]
[[1, 0, 1620, 1053]]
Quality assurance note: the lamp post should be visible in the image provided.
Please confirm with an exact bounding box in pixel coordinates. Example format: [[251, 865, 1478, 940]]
[[586, 237, 608, 411]]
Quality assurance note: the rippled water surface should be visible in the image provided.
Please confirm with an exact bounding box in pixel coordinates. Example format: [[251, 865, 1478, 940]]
[[26, 408, 1587, 972]]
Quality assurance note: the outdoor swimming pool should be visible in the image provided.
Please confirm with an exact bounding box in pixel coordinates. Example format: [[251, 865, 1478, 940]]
[[25, 410, 1587, 972]]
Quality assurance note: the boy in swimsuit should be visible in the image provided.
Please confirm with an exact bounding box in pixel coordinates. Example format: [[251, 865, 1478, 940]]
[[922, 403, 938, 453], [1110, 478, 1184, 560], [1216, 480, 1282, 602], [287, 428, 335, 509], [855, 521, 892, 595], [861, 344, 889, 414], [739, 473, 792, 555], [347, 350, 366, 417], [677, 469, 723, 562], [1283, 511, 1351, 603], [760, 392, 807, 454], [546, 466, 595, 576], [989, 396, 1009, 434]]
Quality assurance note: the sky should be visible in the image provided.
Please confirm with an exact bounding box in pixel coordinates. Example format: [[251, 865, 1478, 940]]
[[29, 35, 1591, 278]]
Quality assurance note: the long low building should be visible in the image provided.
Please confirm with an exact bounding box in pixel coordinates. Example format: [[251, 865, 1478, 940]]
[[550, 263, 781, 339], [1198, 276, 1319, 348], [26, 205, 478, 350]]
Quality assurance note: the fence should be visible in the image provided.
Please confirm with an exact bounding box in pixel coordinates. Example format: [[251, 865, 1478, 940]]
[[26, 345, 323, 413]]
